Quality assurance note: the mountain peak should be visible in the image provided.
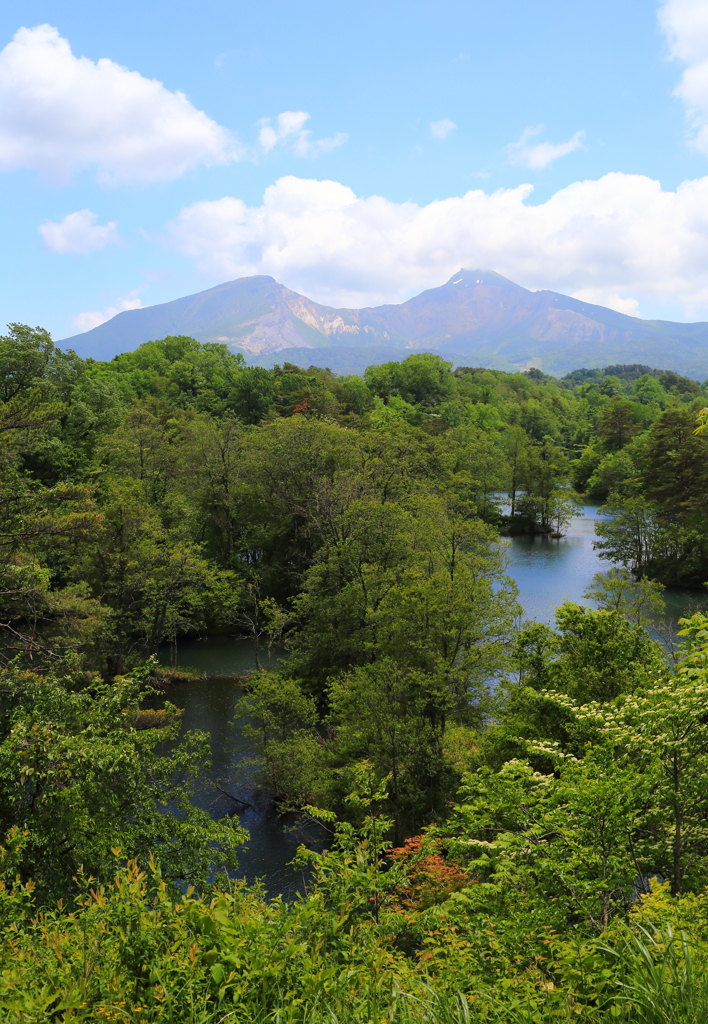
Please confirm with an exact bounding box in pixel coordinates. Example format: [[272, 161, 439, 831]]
[[58, 270, 708, 380], [443, 269, 531, 291]]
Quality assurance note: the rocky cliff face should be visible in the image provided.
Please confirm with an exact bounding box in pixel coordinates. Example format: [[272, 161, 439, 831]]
[[60, 270, 708, 378]]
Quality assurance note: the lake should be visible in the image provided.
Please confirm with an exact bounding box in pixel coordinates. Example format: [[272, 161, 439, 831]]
[[151, 649, 320, 898], [159, 503, 708, 892], [504, 502, 707, 628]]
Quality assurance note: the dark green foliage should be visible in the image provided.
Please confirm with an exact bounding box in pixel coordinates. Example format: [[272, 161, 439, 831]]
[[597, 397, 643, 450], [640, 408, 708, 519], [564, 363, 675, 384], [594, 409, 708, 584], [229, 365, 275, 423], [328, 661, 457, 839], [365, 353, 457, 406], [658, 369, 704, 395]]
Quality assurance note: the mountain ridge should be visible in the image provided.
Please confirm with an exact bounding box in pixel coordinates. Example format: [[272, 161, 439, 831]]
[[59, 270, 708, 379]]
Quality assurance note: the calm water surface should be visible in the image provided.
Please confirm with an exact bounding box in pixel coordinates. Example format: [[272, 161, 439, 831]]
[[506, 502, 707, 627], [155, 639, 320, 897], [507, 503, 607, 624], [160, 504, 707, 891]]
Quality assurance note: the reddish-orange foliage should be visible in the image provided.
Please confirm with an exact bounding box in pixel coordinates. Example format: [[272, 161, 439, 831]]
[[388, 835, 470, 912]]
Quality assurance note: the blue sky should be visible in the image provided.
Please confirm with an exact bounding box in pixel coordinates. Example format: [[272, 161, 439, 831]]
[[2, 0, 708, 342]]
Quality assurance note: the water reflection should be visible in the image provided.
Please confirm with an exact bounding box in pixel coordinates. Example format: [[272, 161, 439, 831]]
[[505, 502, 707, 627], [155, 643, 320, 898], [505, 503, 607, 624], [159, 635, 276, 676]]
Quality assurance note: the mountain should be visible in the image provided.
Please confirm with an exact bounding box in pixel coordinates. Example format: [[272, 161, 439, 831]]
[[59, 270, 708, 379]]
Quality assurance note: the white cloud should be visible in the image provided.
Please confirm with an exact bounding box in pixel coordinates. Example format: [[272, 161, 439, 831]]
[[506, 126, 585, 170], [430, 118, 457, 140], [162, 172, 708, 315], [39, 209, 120, 254], [73, 292, 144, 332], [0, 24, 237, 183], [257, 111, 347, 158], [570, 289, 641, 317], [660, 0, 708, 156]]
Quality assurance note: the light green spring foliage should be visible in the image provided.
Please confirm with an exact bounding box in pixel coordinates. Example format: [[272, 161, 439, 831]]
[[584, 568, 665, 629], [454, 614, 708, 897], [3, 784, 708, 1021], [1, 619, 708, 1021], [0, 662, 247, 904]]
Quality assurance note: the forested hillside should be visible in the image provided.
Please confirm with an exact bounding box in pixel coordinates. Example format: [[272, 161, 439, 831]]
[[1, 324, 708, 1022]]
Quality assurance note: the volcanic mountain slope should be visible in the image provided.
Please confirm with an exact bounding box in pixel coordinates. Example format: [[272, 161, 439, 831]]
[[60, 270, 708, 379]]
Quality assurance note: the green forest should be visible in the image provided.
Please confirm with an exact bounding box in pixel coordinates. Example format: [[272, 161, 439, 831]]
[[1, 322, 708, 1022]]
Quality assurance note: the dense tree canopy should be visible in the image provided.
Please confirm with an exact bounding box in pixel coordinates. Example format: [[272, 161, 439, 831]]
[[1, 325, 708, 1022]]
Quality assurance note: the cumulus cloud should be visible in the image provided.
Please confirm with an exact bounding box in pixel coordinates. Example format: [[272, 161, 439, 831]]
[[430, 118, 457, 140], [569, 289, 641, 317], [162, 172, 708, 315], [506, 126, 585, 170], [0, 24, 237, 183], [660, 0, 708, 155], [39, 209, 120, 254], [73, 292, 144, 332], [257, 111, 347, 158]]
